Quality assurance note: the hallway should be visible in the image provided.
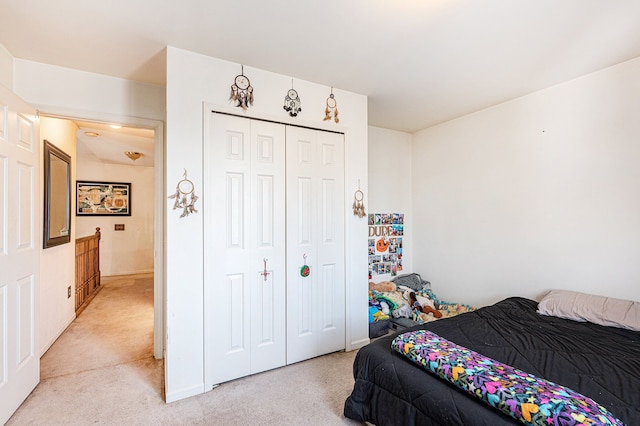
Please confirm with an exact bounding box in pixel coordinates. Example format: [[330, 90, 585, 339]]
[[43, 274, 156, 379], [8, 274, 164, 424]]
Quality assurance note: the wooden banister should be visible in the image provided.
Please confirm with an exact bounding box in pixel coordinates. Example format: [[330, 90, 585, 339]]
[[75, 227, 101, 315]]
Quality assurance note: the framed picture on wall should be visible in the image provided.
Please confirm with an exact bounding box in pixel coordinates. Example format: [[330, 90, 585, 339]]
[[76, 181, 131, 216], [368, 212, 404, 279]]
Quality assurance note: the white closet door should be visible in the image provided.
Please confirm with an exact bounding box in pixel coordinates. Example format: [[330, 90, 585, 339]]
[[286, 126, 345, 364], [204, 113, 286, 386]]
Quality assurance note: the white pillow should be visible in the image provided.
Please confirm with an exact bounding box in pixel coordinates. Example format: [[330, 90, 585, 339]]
[[537, 289, 640, 332]]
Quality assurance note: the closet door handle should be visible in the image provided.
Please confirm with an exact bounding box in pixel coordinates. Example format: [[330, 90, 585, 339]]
[[260, 258, 270, 281]]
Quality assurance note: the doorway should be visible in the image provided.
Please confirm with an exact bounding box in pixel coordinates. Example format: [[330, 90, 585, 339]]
[[41, 113, 164, 360]]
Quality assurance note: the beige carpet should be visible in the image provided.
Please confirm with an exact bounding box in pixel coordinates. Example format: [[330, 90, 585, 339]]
[[7, 274, 363, 425]]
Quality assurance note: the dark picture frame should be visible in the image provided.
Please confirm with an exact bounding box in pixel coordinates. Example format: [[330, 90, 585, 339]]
[[76, 181, 131, 216], [43, 140, 72, 248]]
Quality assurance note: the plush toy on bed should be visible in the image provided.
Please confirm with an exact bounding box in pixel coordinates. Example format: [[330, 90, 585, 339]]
[[368, 281, 396, 293], [409, 291, 442, 319]]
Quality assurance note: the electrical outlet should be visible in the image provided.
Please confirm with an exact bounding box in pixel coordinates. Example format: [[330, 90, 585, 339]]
[[67, 286, 71, 298]]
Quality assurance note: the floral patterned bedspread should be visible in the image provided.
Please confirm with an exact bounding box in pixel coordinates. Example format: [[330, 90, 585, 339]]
[[391, 329, 625, 426]]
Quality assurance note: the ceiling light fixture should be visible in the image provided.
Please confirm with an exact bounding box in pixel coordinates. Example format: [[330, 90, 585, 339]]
[[110, 124, 122, 129], [85, 131, 99, 137], [125, 151, 142, 161]]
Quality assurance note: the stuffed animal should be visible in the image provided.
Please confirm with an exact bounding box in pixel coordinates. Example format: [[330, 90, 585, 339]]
[[368, 281, 396, 293], [402, 289, 435, 309], [409, 291, 442, 319]]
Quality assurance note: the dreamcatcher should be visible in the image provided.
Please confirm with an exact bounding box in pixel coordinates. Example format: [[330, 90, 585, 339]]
[[323, 88, 339, 123], [283, 80, 302, 117], [168, 169, 199, 218], [352, 180, 366, 218], [229, 65, 254, 110]]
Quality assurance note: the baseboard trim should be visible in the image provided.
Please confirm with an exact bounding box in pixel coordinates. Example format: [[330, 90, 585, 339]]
[[39, 315, 75, 357], [165, 384, 205, 403], [347, 337, 370, 351]]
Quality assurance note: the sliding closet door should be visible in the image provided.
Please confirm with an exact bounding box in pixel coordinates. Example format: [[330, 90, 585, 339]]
[[204, 113, 286, 386], [286, 126, 345, 364]]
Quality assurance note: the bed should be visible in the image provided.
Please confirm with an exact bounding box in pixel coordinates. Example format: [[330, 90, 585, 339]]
[[344, 295, 640, 425]]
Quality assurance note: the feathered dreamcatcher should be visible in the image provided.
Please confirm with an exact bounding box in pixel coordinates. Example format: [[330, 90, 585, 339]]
[[352, 180, 366, 218], [168, 169, 199, 218], [229, 65, 254, 110], [323, 88, 339, 123], [283, 80, 302, 117]]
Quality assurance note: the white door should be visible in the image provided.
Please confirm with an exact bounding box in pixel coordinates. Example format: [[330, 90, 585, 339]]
[[0, 85, 40, 424], [204, 113, 286, 386], [286, 126, 345, 364]]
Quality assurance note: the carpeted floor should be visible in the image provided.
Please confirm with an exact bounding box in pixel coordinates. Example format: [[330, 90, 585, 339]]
[[7, 274, 363, 425]]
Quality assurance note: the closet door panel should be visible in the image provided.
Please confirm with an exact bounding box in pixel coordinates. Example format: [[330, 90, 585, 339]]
[[297, 177, 313, 244], [320, 263, 338, 331], [205, 114, 252, 385], [316, 131, 346, 354], [254, 270, 275, 344], [205, 115, 286, 385], [226, 173, 245, 248], [295, 272, 313, 336], [321, 178, 336, 242], [226, 273, 248, 352], [286, 127, 345, 364], [286, 128, 317, 363], [248, 120, 286, 375], [207, 270, 251, 385], [296, 139, 313, 166], [287, 174, 315, 356]]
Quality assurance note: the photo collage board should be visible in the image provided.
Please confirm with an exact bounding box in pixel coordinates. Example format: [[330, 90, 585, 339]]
[[368, 213, 404, 278]]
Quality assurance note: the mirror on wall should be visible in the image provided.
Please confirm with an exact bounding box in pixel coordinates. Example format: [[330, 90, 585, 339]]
[[43, 139, 71, 249]]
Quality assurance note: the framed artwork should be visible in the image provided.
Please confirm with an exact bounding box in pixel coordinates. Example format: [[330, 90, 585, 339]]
[[76, 181, 131, 216]]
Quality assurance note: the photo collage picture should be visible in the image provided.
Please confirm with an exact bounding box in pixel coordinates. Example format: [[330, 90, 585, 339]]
[[368, 213, 404, 278]]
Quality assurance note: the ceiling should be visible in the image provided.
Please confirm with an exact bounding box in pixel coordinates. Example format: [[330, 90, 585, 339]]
[[74, 121, 155, 167], [2, 1, 640, 133]]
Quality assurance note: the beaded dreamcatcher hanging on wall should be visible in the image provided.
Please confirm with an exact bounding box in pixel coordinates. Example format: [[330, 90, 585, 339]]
[[168, 169, 199, 218], [283, 80, 302, 117], [352, 180, 366, 218], [229, 65, 254, 110], [323, 87, 339, 123]]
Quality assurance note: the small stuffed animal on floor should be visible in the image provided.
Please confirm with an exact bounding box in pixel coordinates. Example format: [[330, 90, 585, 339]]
[[368, 281, 396, 293], [409, 292, 442, 319]]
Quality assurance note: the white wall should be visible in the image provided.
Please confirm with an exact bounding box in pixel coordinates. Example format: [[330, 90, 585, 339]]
[[368, 126, 413, 278], [14, 59, 165, 122], [412, 56, 640, 308], [0, 43, 13, 89], [165, 46, 369, 402], [76, 160, 154, 276], [39, 117, 76, 355]]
